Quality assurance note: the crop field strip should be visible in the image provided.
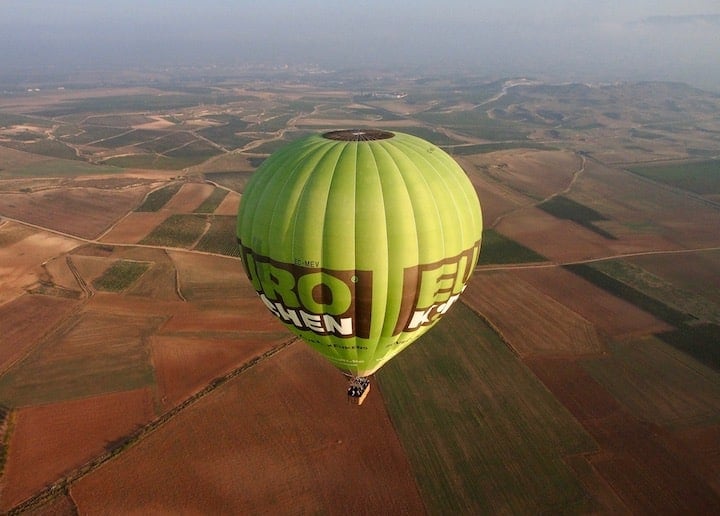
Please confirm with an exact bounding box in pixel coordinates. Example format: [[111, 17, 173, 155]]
[[377, 303, 597, 514], [91, 260, 151, 293], [135, 183, 183, 212], [627, 159, 720, 196]]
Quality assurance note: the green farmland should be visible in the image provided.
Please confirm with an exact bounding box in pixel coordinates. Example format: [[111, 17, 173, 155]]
[[92, 260, 150, 292], [193, 215, 241, 257], [627, 160, 720, 195], [140, 214, 207, 248], [136, 183, 183, 212], [377, 303, 596, 514]]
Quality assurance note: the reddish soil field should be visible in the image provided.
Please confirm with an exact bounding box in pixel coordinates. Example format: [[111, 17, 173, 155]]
[[671, 424, 720, 494], [0, 388, 155, 511], [170, 250, 253, 301], [576, 161, 720, 249], [98, 211, 170, 244], [43, 254, 83, 293], [496, 207, 619, 262], [527, 357, 720, 513], [24, 493, 76, 516], [0, 185, 149, 239], [71, 343, 425, 514], [512, 267, 673, 338], [162, 182, 214, 213], [159, 298, 283, 334], [0, 294, 79, 373], [214, 190, 240, 215], [464, 271, 605, 356], [0, 229, 79, 304], [152, 334, 288, 409]]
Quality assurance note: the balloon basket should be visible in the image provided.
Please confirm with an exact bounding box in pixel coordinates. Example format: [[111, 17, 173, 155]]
[[347, 377, 371, 406]]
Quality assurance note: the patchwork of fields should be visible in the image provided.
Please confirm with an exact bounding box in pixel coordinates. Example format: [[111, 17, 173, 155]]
[[0, 77, 719, 514]]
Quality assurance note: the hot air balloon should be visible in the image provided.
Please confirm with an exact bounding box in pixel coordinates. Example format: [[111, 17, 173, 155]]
[[237, 129, 482, 403]]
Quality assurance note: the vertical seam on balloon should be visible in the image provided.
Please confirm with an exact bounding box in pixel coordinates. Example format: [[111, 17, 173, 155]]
[[362, 141, 385, 375]]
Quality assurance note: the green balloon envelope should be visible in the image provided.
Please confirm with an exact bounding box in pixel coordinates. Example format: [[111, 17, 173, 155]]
[[237, 129, 482, 377]]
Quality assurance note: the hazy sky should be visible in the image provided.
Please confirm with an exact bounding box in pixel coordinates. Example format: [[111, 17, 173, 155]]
[[1, 0, 719, 88]]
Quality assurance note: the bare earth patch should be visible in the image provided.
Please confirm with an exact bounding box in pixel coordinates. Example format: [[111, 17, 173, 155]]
[[527, 357, 720, 513], [0, 186, 150, 239], [0, 294, 79, 372], [70, 343, 424, 514], [512, 267, 673, 338], [162, 182, 214, 213], [0, 229, 79, 304], [98, 211, 170, 244], [152, 334, 287, 409], [0, 388, 155, 511], [214, 190, 240, 215]]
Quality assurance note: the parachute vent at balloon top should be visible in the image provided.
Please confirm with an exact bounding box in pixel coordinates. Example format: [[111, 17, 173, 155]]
[[323, 129, 394, 141]]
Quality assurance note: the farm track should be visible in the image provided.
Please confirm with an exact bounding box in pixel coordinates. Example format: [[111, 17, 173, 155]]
[[7, 337, 298, 515], [2, 210, 718, 275], [490, 153, 586, 229]]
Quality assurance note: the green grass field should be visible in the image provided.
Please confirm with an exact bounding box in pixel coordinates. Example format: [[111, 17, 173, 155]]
[[11, 159, 121, 178], [193, 189, 229, 214], [478, 229, 546, 265], [197, 115, 251, 149], [32, 93, 226, 117], [140, 214, 207, 248], [102, 154, 197, 170], [136, 132, 196, 154], [193, 215, 240, 257], [92, 260, 150, 292], [377, 303, 596, 514], [0, 140, 80, 161], [417, 110, 530, 141], [627, 160, 720, 195], [135, 183, 183, 212], [203, 172, 253, 193]]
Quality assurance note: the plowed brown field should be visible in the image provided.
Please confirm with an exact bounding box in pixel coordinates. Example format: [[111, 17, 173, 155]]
[[527, 357, 720, 513], [0, 388, 155, 511], [496, 207, 617, 262], [71, 343, 424, 514], [0, 229, 79, 304], [471, 149, 581, 200], [512, 267, 673, 338], [98, 211, 170, 244], [214, 190, 240, 215], [464, 271, 605, 356], [0, 294, 79, 372], [152, 335, 288, 409], [170, 251, 251, 301], [0, 186, 149, 239], [162, 182, 213, 212]]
